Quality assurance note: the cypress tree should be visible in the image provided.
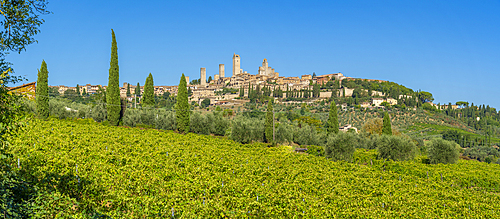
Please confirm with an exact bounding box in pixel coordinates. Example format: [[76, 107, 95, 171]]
[[176, 73, 190, 133], [36, 60, 49, 119], [239, 86, 244, 97], [382, 112, 392, 135], [76, 84, 80, 96], [143, 73, 155, 107], [126, 83, 131, 97], [106, 29, 121, 126], [135, 82, 141, 96], [327, 100, 339, 134], [265, 100, 274, 143]]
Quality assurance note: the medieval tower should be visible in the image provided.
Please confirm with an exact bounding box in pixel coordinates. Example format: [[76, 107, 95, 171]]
[[219, 64, 225, 78], [232, 53, 240, 77], [200, 67, 206, 86]]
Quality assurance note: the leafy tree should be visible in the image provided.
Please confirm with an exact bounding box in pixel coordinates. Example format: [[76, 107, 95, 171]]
[[143, 73, 155, 107], [1, 2, 52, 217], [418, 91, 434, 103], [207, 76, 212, 83], [106, 29, 121, 126], [327, 100, 339, 134], [187, 87, 193, 96], [265, 100, 274, 143], [135, 82, 141, 96], [48, 86, 59, 97], [36, 60, 49, 119], [201, 98, 210, 108], [325, 132, 357, 162], [126, 83, 131, 97], [382, 112, 392, 135], [376, 135, 416, 161], [163, 91, 170, 99], [176, 73, 190, 133], [428, 138, 460, 164]]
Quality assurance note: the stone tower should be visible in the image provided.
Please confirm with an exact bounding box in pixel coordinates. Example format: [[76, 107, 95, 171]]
[[200, 67, 206, 86], [185, 76, 190, 85], [219, 64, 225, 78], [232, 53, 240, 77]]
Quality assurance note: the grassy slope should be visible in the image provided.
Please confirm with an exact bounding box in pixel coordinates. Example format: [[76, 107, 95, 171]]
[[8, 118, 500, 218]]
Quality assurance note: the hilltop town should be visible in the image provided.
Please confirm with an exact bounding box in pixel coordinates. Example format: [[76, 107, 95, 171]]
[[47, 53, 427, 109]]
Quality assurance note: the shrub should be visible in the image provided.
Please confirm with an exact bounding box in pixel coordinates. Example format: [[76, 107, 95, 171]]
[[324, 132, 357, 162], [293, 124, 318, 146], [210, 112, 229, 136], [190, 112, 209, 135], [230, 116, 264, 144], [155, 110, 176, 130], [427, 138, 460, 164], [375, 135, 416, 161], [274, 122, 293, 144]]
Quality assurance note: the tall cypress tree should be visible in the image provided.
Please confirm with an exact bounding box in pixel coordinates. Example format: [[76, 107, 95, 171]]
[[382, 112, 392, 135], [265, 100, 274, 143], [36, 60, 49, 119], [106, 29, 120, 126], [76, 84, 80, 96], [176, 73, 190, 133], [143, 73, 155, 107], [327, 100, 339, 134], [135, 82, 141, 96], [126, 83, 131, 97]]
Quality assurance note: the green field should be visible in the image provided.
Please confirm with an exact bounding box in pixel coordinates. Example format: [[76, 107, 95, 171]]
[[7, 118, 500, 218]]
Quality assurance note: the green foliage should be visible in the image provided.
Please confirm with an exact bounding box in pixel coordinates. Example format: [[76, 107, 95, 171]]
[[143, 73, 155, 107], [376, 135, 416, 161], [201, 98, 210, 108], [427, 138, 460, 164], [35, 60, 49, 119], [382, 112, 392, 135], [176, 74, 190, 133], [8, 118, 500, 217], [231, 116, 264, 143], [265, 101, 274, 143], [190, 112, 210, 135], [327, 100, 339, 134], [135, 82, 141, 96], [106, 29, 121, 126], [325, 132, 357, 162], [274, 122, 293, 144]]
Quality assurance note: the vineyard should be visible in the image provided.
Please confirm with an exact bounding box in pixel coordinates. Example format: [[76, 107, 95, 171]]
[[7, 118, 500, 218]]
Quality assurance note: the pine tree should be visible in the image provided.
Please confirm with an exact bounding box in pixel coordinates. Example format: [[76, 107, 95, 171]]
[[106, 29, 121, 126], [143, 73, 155, 107], [126, 83, 131, 97], [135, 82, 141, 96], [176, 73, 190, 133], [327, 100, 339, 134], [36, 60, 49, 119], [382, 112, 392, 135], [265, 100, 274, 143]]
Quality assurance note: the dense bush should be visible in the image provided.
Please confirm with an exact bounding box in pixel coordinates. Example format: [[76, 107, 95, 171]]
[[325, 132, 358, 162], [190, 112, 210, 135], [230, 116, 264, 143], [375, 135, 416, 161], [274, 122, 294, 144], [427, 138, 460, 164], [209, 112, 230, 136]]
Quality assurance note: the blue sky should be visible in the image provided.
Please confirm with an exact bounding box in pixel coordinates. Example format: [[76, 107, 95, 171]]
[[7, 0, 500, 108]]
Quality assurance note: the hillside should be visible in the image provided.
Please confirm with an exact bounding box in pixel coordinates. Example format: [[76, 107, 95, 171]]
[[7, 118, 500, 217]]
